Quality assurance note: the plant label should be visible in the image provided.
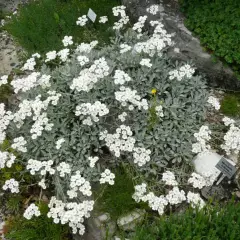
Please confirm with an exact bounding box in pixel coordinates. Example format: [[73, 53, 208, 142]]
[[87, 8, 97, 23], [216, 157, 237, 179]]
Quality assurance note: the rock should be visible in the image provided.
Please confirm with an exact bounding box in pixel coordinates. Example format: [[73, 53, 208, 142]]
[[234, 191, 240, 199], [117, 209, 145, 232], [121, 0, 240, 90], [201, 185, 226, 201]]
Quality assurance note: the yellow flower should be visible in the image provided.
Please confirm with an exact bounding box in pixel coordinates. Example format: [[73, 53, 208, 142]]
[[151, 88, 157, 95]]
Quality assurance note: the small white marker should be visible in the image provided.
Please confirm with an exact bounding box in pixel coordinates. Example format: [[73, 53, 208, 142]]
[[87, 8, 97, 23]]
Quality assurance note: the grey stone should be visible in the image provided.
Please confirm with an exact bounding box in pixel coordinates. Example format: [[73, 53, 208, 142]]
[[121, 0, 240, 90], [117, 209, 145, 231], [201, 185, 226, 201]]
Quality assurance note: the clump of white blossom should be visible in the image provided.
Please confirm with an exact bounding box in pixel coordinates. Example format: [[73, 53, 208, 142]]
[[120, 43, 131, 54], [77, 55, 89, 66], [88, 156, 99, 168], [100, 169, 115, 185], [187, 191, 205, 209], [133, 16, 147, 33], [99, 16, 108, 24], [169, 64, 195, 81], [23, 203, 41, 220], [207, 96, 220, 110], [0, 75, 8, 86], [11, 136, 27, 152], [56, 138, 65, 150], [113, 70, 131, 85], [140, 58, 152, 68], [155, 105, 164, 118], [222, 117, 235, 126], [112, 6, 129, 30], [57, 162, 71, 177], [26, 159, 55, 175], [45, 51, 57, 62], [133, 147, 151, 166], [62, 36, 73, 47], [192, 125, 211, 154], [118, 112, 127, 122], [146, 4, 160, 15], [0, 151, 16, 169], [57, 48, 70, 62], [2, 178, 19, 193], [162, 171, 178, 186], [76, 15, 88, 26]]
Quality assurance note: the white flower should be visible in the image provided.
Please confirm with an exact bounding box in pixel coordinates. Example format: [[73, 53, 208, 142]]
[[62, 36, 73, 47], [162, 171, 178, 186], [187, 191, 205, 209], [38, 179, 46, 189], [75, 101, 109, 126], [113, 70, 131, 85], [156, 105, 164, 117], [100, 169, 115, 185], [133, 147, 151, 166], [76, 41, 98, 53], [11, 136, 27, 152], [0, 104, 13, 143], [2, 178, 19, 193], [207, 96, 220, 110], [147, 5, 160, 15], [57, 48, 70, 62], [222, 117, 235, 126], [23, 204, 41, 220], [88, 156, 99, 168], [77, 55, 89, 66], [99, 16, 108, 23], [76, 15, 88, 26], [165, 187, 186, 205], [140, 58, 152, 68], [57, 162, 71, 177], [118, 112, 127, 122], [169, 64, 195, 81], [0, 75, 8, 86], [45, 51, 57, 62], [120, 43, 131, 54], [39, 74, 51, 88], [22, 57, 36, 71], [32, 53, 41, 58], [133, 16, 147, 33], [188, 172, 211, 189], [56, 138, 65, 150], [112, 6, 129, 30], [0, 151, 16, 169], [132, 183, 147, 203], [27, 159, 55, 175]]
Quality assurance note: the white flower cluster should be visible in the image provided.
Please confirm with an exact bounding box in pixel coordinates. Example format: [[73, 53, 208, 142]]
[[57, 48, 70, 62], [133, 147, 151, 166], [100, 169, 115, 185], [11, 72, 41, 93], [222, 117, 235, 126], [99, 16, 108, 23], [100, 125, 135, 157], [0, 103, 13, 144], [13, 92, 60, 139], [134, 21, 172, 57], [68, 171, 92, 198], [76, 15, 88, 26], [133, 16, 147, 33], [47, 197, 94, 235], [147, 192, 169, 215], [115, 86, 148, 110], [169, 64, 195, 81], [187, 191, 205, 209], [0, 151, 16, 169], [39, 74, 51, 88], [45, 50, 57, 62], [77, 55, 89, 66], [62, 36, 73, 47], [88, 156, 99, 168], [75, 101, 109, 126], [56, 138, 65, 150], [26, 159, 55, 175], [57, 162, 71, 177], [188, 172, 212, 189], [113, 70, 131, 85], [165, 187, 186, 205], [120, 43, 131, 54], [192, 125, 211, 154], [221, 124, 240, 155], [147, 4, 160, 15], [162, 171, 178, 186], [140, 58, 152, 68], [71, 57, 109, 92], [0, 75, 8, 86], [112, 6, 129, 30], [156, 105, 164, 118], [22, 57, 36, 71], [38, 179, 47, 189], [76, 41, 98, 53], [23, 203, 41, 220], [118, 112, 127, 122], [2, 178, 19, 193], [207, 96, 220, 110], [11, 136, 27, 152], [132, 183, 147, 202]]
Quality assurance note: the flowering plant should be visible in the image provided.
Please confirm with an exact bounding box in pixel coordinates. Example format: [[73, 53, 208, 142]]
[[0, 6, 209, 235]]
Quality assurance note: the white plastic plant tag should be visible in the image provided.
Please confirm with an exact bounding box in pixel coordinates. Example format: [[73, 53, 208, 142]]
[[87, 8, 97, 23]]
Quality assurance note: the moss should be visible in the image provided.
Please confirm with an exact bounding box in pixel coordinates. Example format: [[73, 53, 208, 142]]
[[220, 94, 240, 117], [95, 168, 144, 220]]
